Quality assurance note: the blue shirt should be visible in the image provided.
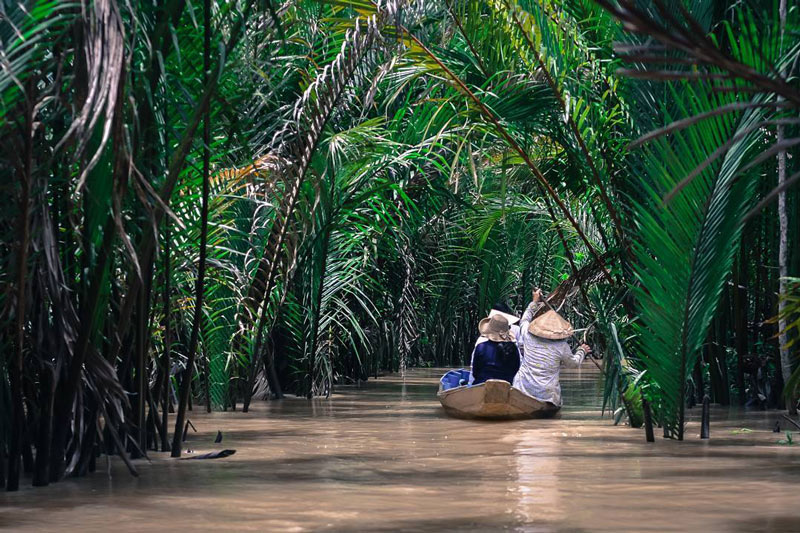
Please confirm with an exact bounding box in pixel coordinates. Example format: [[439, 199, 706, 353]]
[[471, 340, 521, 385]]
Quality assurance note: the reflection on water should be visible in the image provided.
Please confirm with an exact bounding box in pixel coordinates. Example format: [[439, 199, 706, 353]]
[[1, 363, 799, 532], [510, 432, 561, 527]]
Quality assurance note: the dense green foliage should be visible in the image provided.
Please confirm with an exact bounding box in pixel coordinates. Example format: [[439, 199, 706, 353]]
[[1, 0, 798, 490]]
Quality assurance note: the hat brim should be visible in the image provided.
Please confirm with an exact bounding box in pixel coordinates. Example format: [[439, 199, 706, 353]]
[[528, 310, 573, 340], [484, 332, 513, 342], [489, 309, 520, 325], [479, 317, 514, 342], [528, 324, 572, 340]]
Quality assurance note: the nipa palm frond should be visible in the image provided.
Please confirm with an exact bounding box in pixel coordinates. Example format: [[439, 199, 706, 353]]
[[630, 83, 766, 439], [238, 6, 405, 404]]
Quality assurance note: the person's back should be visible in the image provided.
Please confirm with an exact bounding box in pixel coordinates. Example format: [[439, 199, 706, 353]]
[[513, 335, 579, 405], [472, 339, 520, 385], [514, 289, 590, 406], [468, 304, 522, 384], [470, 314, 520, 385]]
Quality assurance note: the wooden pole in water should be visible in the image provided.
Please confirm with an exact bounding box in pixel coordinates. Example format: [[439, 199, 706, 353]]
[[700, 395, 710, 439], [642, 398, 655, 443]]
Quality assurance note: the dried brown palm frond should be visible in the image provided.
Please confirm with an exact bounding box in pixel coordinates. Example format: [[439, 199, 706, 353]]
[[538, 250, 615, 318], [59, 0, 126, 190]]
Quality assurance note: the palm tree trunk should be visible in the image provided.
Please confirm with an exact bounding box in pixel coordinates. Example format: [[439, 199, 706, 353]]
[[171, 0, 213, 456]]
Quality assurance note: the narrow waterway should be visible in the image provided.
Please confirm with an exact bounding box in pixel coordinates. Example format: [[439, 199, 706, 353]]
[[2, 364, 799, 532]]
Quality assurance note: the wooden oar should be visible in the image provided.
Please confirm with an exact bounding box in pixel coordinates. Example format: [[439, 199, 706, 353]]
[[581, 323, 606, 375]]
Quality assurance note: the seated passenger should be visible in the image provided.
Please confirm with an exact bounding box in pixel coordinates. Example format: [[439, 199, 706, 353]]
[[468, 302, 521, 384], [513, 288, 591, 407], [488, 302, 523, 351], [471, 315, 521, 385]]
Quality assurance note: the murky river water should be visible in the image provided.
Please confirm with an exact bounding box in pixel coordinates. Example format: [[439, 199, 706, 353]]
[[2, 364, 799, 532]]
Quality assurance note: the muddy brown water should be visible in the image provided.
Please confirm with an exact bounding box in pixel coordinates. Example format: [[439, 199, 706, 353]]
[[2, 364, 799, 532]]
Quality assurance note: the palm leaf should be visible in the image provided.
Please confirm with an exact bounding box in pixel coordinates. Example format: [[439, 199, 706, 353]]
[[629, 82, 765, 438]]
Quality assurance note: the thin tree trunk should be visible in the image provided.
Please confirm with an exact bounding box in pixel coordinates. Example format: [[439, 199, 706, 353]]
[[733, 252, 747, 405], [642, 398, 655, 442], [777, 0, 795, 414], [1, 447, 6, 488], [7, 96, 34, 492], [712, 299, 730, 406], [201, 0, 212, 418], [160, 220, 172, 452], [134, 272, 147, 456], [32, 366, 55, 486], [171, 0, 213, 456], [21, 425, 34, 475]]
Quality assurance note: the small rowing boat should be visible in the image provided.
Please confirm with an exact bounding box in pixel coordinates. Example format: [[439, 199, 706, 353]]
[[437, 369, 559, 420]]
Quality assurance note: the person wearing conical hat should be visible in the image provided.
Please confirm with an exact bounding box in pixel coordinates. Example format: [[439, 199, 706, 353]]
[[470, 313, 521, 386], [513, 288, 592, 407]]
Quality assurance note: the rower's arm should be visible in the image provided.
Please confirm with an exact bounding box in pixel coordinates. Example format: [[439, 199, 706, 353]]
[[519, 301, 545, 335], [560, 343, 586, 368]]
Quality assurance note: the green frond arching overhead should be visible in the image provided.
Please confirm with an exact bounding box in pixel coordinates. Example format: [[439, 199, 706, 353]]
[[483, 0, 626, 245], [324, 0, 613, 283], [3, 0, 800, 495]]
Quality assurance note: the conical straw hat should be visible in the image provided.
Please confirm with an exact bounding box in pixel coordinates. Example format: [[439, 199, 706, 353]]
[[528, 309, 573, 340]]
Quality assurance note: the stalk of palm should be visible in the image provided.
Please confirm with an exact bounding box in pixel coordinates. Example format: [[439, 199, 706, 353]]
[[491, 0, 626, 247], [326, 0, 613, 283]]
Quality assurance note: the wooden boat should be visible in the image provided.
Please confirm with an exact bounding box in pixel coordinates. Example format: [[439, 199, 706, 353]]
[[437, 369, 559, 420]]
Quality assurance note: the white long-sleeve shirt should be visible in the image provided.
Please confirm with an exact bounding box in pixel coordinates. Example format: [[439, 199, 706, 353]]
[[513, 301, 585, 406]]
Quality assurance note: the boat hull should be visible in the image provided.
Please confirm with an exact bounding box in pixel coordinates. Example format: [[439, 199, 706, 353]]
[[437, 375, 559, 420]]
